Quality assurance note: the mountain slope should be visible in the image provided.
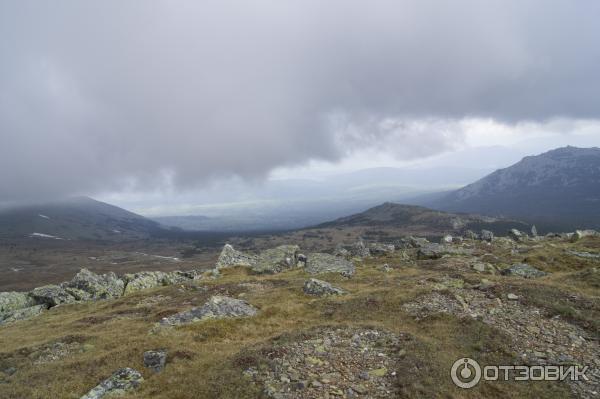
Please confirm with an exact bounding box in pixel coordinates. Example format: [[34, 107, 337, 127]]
[[317, 202, 530, 235], [0, 197, 163, 241], [429, 146, 600, 230]]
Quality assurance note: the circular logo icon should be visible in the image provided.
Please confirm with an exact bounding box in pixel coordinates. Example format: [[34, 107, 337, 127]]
[[451, 358, 482, 388]]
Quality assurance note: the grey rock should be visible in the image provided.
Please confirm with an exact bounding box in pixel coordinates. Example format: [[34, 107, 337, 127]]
[[441, 235, 453, 244], [80, 367, 143, 399], [531, 225, 538, 237], [30, 285, 76, 307], [252, 245, 300, 274], [349, 239, 370, 258], [123, 271, 166, 295], [305, 253, 355, 276], [215, 244, 258, 269], [333, 243, 351, 257], [507, 293, 519, 300], [407, 236, 429, 248], [143, 349, 167, 373], [480, 230, 494, 242], [508, 229, 526, 242], [368, 243, 395, 256], [570, 229, 598, 242], [501, 263, 548, 279], [0, 304, 47, 325], [0, 291, 36, 319], [63, 268, 124, 301], [470, 262, 496, 274], [418, 244, 474, 259], [303, 278, 346, 296], [159, 296, 258, 326]]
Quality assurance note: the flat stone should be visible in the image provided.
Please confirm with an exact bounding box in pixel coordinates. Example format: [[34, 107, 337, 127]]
[[305, 253, 355, 276], [159, 296, 258, 326], [80, 367, 143, 399]]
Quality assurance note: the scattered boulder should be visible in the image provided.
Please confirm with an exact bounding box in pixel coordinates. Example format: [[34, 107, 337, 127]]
[[507, 293, 519, 300], [162, 270, 202, 285], [303, 278, 346, 296], [143, 350, 167, 373], [407, 236, 429, 248], [123, 272, 166, 295], [305, 253, 355, 276], [417, 244, 446, 259], [480, 230, 494, 242], [570, 229, 598, 242], [531, 225, 538, 237], [441, 235, 453, 244], [215, 244, 258, 269], [159, 296, 258, 327], [349, 239, 371, 258], [333, 244, 350, 257], [368, 243, 395, 256], [452, 236, 464, 244], [508, 229, 526, 242], [30, 285, 76, 307], [252, 245, 300, 274], [501, 263, 547, 279], [63, 268, 124, 301], [470, 262, 496, 274], [0, 291, 36, 319], [80, 368, 143, 399], [0, 304, 47, 325]]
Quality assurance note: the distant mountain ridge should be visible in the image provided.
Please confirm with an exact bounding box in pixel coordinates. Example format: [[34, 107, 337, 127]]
[[0, 196, 163, 241], [317, 202, 530, 235], [428, 146, 600, 230]]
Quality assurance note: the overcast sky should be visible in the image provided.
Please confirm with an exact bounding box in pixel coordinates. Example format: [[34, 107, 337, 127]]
[[1, 1, 599, 209]]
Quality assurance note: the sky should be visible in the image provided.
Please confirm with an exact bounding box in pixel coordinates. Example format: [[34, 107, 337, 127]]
[[1, 1, 600, 214]]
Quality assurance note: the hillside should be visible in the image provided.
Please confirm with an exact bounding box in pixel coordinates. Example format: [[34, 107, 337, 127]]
[[317, 202, 530, 235], [430, 146, 600, 230], [0, 197, 163, 241]]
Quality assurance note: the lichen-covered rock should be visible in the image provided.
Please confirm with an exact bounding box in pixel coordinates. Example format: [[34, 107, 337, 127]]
[[305, 253, 355, 276], [368, 243, 395, 256], [417, 244, 474, 260], [123, 271, 166, 295], [349, 239, 370, 258], [143, 349, 167, 373], [162, 270, 201, 285], [30, 285, 76, 307], [333, 244, 350, 257], [508, 229, 526, 242], [408, 236, 429, 248], [303, 279, 346, 296], [470, 262, 496, 274], [480, 230, 494, 242], [252, 245, 300, 274], [570, 229, 598, 242], [0, 304, 47, 325], [159, 296, 258, 327], [215, 244, 258, 269], [501, 263, 548, 279], [63, 269, 124, 301], [0, 291, 36, 319], [80, 367, 143, 399]]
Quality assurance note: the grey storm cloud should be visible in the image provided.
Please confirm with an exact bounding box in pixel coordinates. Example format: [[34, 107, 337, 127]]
[[1, 0, 599, 201]]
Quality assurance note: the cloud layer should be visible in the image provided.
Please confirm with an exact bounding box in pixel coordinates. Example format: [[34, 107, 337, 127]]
[[1, 0, 599, 201]]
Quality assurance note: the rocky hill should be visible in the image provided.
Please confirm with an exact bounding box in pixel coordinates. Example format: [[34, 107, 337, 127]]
[[0, 229, 598, 398], [317, 202, 530, 235], [430, 146, 600, 231], [0, 197, 163, 241]]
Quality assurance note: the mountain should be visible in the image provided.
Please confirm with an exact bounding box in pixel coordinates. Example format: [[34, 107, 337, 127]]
[[0, 196, 163, 241], [428, 146, 600, 231], [316, 202, 530, 235]]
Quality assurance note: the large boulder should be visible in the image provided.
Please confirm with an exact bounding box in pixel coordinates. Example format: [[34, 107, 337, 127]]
[[480, 230, 494, 242], [303, 279, 345, 296], [30, 285, 76, 307], [0, 291, 36, 319], [63, 269, 125, 301], [305, 253, 355, 276], [80, 368, 143, 399], [123, 272, 166, 295], [507, 229, 526, 242], [501, 263, 547, 279], [159, 296, 258, 327], [252, 245, 300, 274], [368, 243, 395, 256], [215, 244, 258, 269], [407, 236, 430, 248], [0, 304, 47, 325]]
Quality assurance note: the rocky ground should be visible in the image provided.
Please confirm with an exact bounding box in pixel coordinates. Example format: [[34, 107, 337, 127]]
[[0, 230, 598, 398]]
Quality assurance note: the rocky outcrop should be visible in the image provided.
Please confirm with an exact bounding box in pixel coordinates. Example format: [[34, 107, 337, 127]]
[[501, 263, 547, 279], [80, 368, 143, 399], [305, 253, 355, 276], [63, 269, 124, 301], [368, 243, 395, 256], [30, 285, 76, 307], [407, 236, 429, 248], [0, 292, 36, 320], [159, 296, 258, 327], [570, 229, 598, 242], [143, 350, 167, 373], [123, 272, 166, 295], [334, 240, 371, 258], [0, 304, 47, 325], [480, 230, 494, 242], [303, 279, 346, 296], [508, 229, 526, 242], [252, 245, 300, 274], [215, 244, 258, 269]]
